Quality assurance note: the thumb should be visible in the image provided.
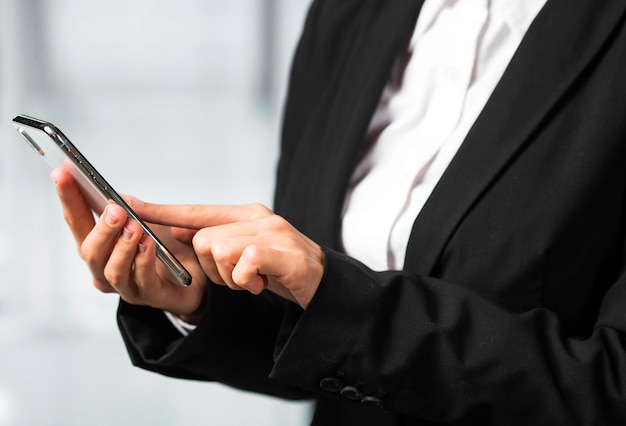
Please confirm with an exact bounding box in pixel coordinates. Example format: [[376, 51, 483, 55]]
[[171, 227, 198, 244]]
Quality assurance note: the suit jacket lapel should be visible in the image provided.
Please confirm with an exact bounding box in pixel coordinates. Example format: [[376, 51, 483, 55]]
[[403, 0, 626, 275]]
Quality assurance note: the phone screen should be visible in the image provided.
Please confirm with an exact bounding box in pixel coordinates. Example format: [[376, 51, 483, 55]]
[[12, 114, 192, 287]]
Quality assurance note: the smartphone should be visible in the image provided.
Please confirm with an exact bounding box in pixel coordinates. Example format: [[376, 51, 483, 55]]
[[12, 114, 192, 287]]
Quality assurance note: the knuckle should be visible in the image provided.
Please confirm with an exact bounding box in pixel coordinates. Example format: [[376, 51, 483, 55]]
[[103, 266, 126, 287], [192, 231, 211, 255], [211, 244, 229, 262], [263, 214, 287, 232], [79, 244, 99, 266], [242, 245, 264, 265], [92, 279, 114, 294], [189, 204, 205, 219], [246, 203, 271, 218]]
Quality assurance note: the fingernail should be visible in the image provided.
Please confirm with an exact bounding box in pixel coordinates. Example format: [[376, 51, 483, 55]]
[[137, 235, 149, 253], [105, 206, 122, 226], [50, 169, 60, 184], [251, 275, 268, 295], [127, 197, 144, 207], [122, 225, 132, 241], [259, 274, 268, 291]]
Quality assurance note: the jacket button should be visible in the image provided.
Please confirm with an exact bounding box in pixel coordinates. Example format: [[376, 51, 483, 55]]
[[339, 386, 364, 401], [319, 377, 343, 393], [361, 396, 383, 407]]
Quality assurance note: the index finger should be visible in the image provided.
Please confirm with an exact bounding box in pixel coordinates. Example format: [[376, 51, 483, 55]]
[[127, 200, 272, 229], [51, 168, 96, 243]]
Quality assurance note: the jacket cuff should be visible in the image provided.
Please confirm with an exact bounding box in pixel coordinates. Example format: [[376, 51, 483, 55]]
[[270, 247, 389, 409]]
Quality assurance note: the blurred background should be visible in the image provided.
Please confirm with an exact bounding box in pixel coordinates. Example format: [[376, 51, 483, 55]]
[[0, 0, 314, 424]]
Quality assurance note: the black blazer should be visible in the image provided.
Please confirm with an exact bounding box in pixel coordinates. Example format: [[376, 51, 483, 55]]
[[118, 0, 626, 424]]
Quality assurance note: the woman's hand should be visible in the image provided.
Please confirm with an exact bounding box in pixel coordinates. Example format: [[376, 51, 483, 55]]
[[129, 202, 325, 309], [52, 167, 325, 313], [51, 168, 208, 321]]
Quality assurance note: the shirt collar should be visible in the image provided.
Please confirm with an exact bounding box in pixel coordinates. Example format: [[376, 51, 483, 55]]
[[412, 0, 549, 47], [493, 0, 549, 40]]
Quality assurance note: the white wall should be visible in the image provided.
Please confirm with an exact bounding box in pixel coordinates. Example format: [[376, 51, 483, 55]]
[[0, 0, 314, 424]]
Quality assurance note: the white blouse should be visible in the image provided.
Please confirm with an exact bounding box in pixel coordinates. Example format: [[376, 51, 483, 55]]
[[340, 0, 548, 271]]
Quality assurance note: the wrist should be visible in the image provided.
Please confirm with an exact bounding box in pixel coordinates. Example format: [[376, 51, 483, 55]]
[[176, 292, 207, 325], [177, 311, 204, 325]]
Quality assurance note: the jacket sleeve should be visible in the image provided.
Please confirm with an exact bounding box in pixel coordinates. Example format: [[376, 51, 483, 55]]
[[116, 285, 311, 401], [267, 248, 626, 424]]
